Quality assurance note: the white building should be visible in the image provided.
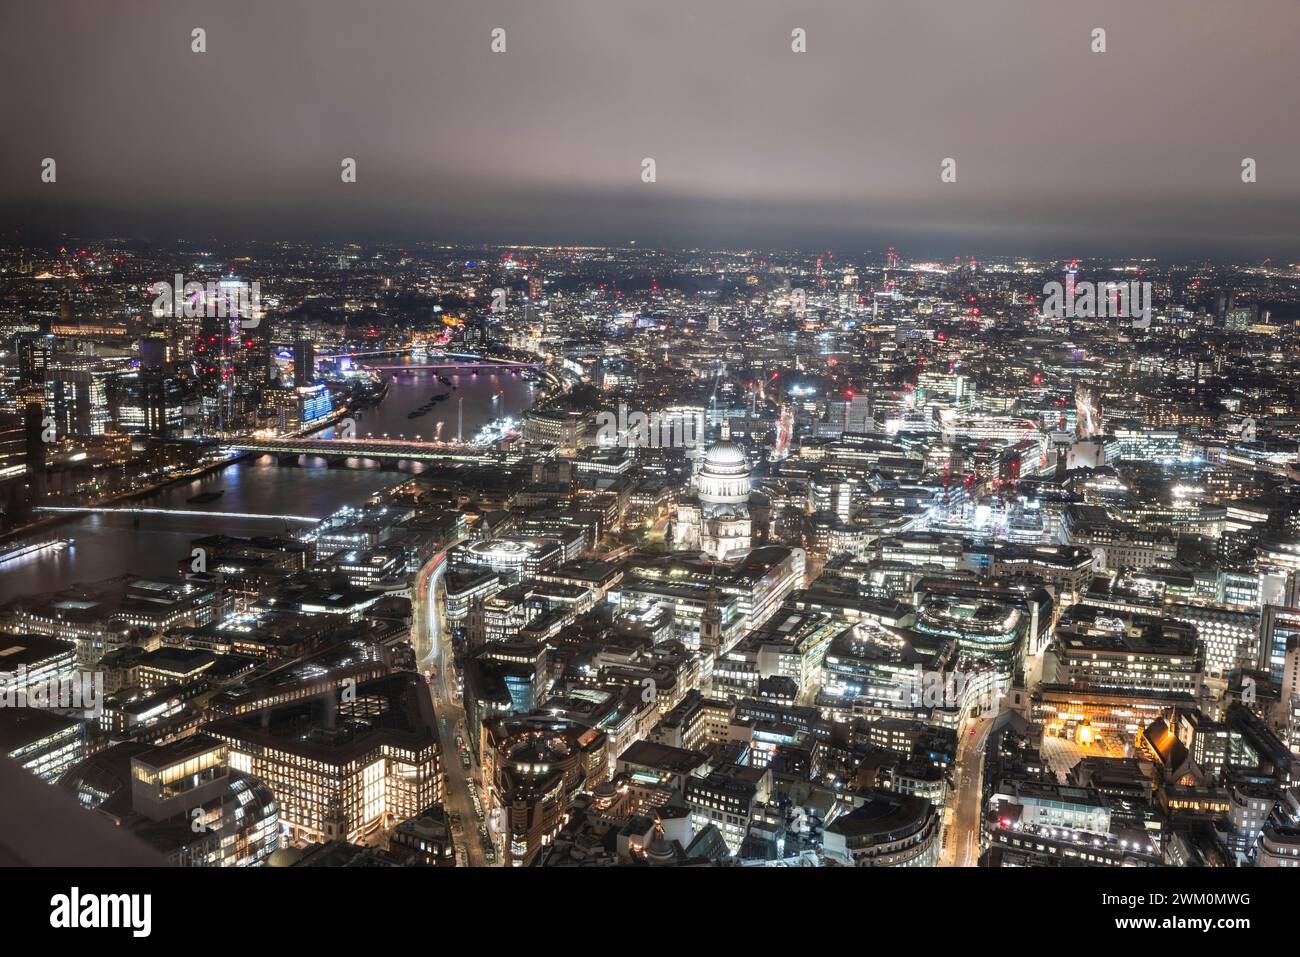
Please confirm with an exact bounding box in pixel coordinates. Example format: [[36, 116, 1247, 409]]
[[673, 440, 754, 560]]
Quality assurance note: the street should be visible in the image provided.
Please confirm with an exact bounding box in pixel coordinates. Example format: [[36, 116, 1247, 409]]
[[941, 717, 994, 867], [411, 547, 489, 866]]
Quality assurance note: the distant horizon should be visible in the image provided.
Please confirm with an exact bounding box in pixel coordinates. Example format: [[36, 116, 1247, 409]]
[[3, 222, 1297, 269], [5, 0, 1300, 261]]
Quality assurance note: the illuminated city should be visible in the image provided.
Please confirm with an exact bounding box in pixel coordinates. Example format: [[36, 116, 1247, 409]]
[[0, 0, 1292, 937]]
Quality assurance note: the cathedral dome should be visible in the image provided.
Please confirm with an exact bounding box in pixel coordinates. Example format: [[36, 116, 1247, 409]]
[[703, 440, 749, 474], [698, 440, 752, 508], [675, 440, 754, 560]]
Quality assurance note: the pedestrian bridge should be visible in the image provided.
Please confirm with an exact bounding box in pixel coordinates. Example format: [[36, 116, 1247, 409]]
[[230, 437, 490, 462]]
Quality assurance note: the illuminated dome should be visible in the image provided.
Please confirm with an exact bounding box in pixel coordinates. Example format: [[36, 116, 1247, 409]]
[[703, 440, 749, 474], [698, 441, 751, 507], [673, 440, 754, 561]]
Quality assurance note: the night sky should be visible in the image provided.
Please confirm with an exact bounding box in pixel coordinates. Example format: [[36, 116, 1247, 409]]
[[2, 0, 1298, 256]]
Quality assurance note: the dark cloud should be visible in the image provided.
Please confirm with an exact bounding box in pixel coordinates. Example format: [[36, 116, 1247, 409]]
[[2, 0, 1297, 256]]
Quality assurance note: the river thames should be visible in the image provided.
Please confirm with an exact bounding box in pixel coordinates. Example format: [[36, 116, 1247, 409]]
[[0, 365, 537, 602]]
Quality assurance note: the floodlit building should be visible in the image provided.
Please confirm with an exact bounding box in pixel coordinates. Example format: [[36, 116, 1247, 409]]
[[673, 440, 754, 560]]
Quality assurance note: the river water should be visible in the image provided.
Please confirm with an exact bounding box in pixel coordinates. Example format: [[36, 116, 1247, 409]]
[[0, 365, 537, 602]]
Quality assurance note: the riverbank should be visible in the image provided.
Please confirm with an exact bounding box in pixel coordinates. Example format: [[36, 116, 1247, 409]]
[[0, 368, 536, 601], [0, 402, 358, 546]]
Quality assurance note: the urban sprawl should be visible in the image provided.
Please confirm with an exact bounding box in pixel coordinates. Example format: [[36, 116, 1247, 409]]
[[0, 241, 1297, 869]]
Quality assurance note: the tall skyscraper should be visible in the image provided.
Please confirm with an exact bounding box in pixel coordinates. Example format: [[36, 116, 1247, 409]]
[[293, 339, 316, 386]]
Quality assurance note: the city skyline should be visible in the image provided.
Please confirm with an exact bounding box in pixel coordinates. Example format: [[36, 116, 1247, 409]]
[[2, 237, 1300, 876]]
